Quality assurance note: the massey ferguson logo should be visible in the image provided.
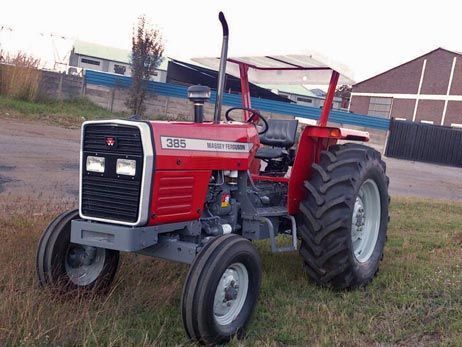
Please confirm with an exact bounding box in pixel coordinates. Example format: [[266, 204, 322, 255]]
[[105, 137, 117, 147]]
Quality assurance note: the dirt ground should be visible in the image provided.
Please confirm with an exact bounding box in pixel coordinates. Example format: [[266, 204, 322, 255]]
[[1, 118, 461, 202]]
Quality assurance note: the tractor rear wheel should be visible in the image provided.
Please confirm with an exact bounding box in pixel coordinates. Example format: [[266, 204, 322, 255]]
[[36, 209, 119, 293], [298, 143, 389, 289], [181, 234, 262, 344]]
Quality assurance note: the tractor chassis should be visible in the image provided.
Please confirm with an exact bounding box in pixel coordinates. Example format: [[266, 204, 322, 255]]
[[71, 171, 298, 264], [71, 219, 202, 264]]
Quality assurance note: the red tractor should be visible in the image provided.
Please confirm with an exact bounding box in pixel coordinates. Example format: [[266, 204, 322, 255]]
[[36, 13, 389, 344]]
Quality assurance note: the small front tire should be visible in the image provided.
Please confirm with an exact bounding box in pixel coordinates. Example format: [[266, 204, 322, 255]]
[[181, 234, 262, 344], [36, 209, 119, 293]]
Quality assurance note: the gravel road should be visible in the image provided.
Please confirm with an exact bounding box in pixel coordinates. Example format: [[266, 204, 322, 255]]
[[1, 118, 461, 202]]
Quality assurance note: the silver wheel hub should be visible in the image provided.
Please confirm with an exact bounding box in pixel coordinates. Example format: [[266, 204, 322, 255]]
[[65, 245, 105, 286], [351, 179, 381, 263], [213, 263, 249, 326]]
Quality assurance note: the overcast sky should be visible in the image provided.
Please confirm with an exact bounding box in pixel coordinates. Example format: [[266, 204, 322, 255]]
[[1, 0, 460, 82]]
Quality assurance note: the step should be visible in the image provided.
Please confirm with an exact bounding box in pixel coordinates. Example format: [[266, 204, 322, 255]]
[[254, 206, 288, 217]]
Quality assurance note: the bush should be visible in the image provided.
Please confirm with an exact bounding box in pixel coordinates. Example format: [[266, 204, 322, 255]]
[[0, 51, 42, 101]]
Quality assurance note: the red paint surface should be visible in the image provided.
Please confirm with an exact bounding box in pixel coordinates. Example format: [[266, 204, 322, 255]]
[[286, 125, 367, 214], [147, 121, 260, 225], [149, 170, 211, 225], [251, 174, 289, 183], [149, 121, 259, 171], [318, 71, 340, 127], [238, 63, 252, 120]]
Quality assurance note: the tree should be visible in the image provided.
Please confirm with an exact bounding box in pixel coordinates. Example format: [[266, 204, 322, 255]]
[[335, 84, 352, 109], [125, 15, 164, 116]]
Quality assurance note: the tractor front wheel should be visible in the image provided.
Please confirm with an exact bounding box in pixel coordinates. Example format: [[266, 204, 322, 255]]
[[36, 209, 119, 293], [181, 234, 262, 344], [298, 143, 389, 289]]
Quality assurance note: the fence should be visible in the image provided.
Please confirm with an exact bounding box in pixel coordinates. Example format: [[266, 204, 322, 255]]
[[385, 118, 462, 167], [84, 70, 390, 130], [40, 70, 84, 100]]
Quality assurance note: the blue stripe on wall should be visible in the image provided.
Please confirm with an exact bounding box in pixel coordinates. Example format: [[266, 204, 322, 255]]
[[85, 69, 390, 130]]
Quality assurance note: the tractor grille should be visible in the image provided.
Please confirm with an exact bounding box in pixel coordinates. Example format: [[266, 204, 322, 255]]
[[83, 124, 143, 156], [81, 123, 144, 223]]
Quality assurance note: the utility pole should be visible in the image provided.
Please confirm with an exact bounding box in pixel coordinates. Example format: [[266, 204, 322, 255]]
[[0, 25, 13, 59], [40, 32, 73, 71]]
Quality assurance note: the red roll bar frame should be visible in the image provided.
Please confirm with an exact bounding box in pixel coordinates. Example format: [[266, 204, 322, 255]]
[[228, 59, 340, 126]]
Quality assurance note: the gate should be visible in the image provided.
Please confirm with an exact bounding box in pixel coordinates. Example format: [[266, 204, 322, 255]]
[[385, 118, 462, 167]]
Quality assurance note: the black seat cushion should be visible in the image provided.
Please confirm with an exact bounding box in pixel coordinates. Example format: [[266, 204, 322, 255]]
[[255, 147, 284, 159], [259, 119, 299, 148]]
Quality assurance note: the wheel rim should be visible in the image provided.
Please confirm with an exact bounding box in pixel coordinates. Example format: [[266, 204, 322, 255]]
[[213, 262, 249, 326], [65, 244, 105, 286], [351, 179, 381, 263]]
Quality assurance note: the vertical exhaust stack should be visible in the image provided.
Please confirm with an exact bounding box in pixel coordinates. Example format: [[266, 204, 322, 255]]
[[213, 12, 229, 124]]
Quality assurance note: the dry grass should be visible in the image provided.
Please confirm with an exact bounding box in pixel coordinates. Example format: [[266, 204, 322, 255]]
[[0, 196, 461, 346], [0, 52, 42, 102]]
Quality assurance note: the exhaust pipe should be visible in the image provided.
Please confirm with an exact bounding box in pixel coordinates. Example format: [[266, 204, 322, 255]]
[[213, 12, 229, 124]]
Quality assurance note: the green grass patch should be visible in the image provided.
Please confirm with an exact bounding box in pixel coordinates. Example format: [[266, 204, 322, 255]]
[[0, 95, 125, 127], [0, 197, 461, 345]]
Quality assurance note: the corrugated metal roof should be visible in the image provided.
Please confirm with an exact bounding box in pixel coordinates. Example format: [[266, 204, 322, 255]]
[[310, 88, 326, 97], [73, 40, 168, 70], [259, 84, 320, 98], [259, 84, 344, 102], [74, 40, 131, 64]]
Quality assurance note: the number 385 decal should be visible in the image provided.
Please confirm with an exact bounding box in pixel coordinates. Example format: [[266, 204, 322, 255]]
[[164, 138, 186, 148]]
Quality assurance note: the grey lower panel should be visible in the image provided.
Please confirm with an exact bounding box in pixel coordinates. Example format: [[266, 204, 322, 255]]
[[71, 219, 198, 252], [136, 236, 199, 264]]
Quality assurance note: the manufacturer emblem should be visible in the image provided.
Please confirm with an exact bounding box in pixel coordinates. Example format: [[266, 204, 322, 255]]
[[105, 137, 117, 147]]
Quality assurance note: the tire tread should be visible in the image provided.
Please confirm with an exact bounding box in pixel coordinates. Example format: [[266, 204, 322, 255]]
[[298, 143, 390, 289]]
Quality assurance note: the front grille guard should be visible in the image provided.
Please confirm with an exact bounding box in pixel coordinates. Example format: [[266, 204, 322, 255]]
[[78, 120, 154, 227]]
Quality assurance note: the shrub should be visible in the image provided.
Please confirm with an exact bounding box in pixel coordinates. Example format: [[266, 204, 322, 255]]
[[125, 15, 164, 116], [0, 51, 42, 101]]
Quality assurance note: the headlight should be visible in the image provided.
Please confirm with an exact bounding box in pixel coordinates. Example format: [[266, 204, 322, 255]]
[[86, 156, 105, 173], [116, 159, 136, 176]]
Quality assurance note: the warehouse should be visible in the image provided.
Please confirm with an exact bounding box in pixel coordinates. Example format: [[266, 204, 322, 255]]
[[68, 40, 167, 82], [349, 47, 462, 127]]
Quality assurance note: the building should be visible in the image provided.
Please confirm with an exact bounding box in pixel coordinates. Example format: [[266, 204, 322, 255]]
[[166, 59, 291, 103], [262, 85, 343, 109], [69, 40, 167, 82], [349, 47, 462, 127]]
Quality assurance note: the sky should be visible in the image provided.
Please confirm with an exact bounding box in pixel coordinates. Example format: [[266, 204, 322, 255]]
[[1, 0, 461, 82]]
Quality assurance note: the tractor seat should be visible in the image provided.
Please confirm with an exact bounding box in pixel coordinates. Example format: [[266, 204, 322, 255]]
[[255, 119, 298, 159]]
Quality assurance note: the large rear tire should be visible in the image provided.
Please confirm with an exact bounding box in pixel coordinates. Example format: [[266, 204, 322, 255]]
[[36, 209, 119, 293], [298, 143, 389, 289], [181, 234, 262, 344]]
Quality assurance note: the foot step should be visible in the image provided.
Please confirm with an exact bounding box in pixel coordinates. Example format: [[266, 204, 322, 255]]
[[257, 215, 297, 253], [255, 206, 288, 217]]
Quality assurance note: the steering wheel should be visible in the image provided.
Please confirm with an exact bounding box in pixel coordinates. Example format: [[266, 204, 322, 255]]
[[225, 107, 269, 134]]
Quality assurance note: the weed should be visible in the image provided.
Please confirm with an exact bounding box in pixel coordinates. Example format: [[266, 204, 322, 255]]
[[0, 196, 461, 345]]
